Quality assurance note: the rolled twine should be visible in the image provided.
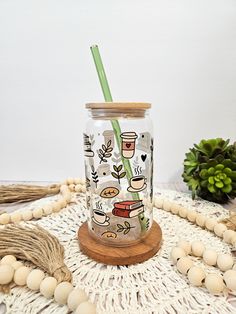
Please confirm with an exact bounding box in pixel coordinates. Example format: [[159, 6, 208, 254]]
[[0, 224, 72, 292], [0, 184, 60, 204]]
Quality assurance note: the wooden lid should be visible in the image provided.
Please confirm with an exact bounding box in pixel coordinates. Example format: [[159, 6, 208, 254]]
[[86, 102, 151, 110]]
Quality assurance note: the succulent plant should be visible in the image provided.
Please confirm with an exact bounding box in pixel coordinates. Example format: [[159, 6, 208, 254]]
[[183, 138, 236, 203]]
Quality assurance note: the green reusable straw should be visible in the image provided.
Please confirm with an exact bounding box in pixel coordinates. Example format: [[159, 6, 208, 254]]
[[90, 45, 139, 200]]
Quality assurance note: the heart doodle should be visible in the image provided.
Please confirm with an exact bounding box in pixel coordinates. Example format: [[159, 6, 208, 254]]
[[141, 154, 147, 162]]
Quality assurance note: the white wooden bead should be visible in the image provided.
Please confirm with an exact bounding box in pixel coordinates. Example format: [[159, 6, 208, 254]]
[[81, 185, 86, 193], [205, 218, 217, 231], [40, 277, 58, 298], [179, 206, 188, 218], [196, 214, 206, 227], [32, 208, 43, 219], [163, 200, 172, 211], [75, 184, 82, 192], [10, 212, 22, 223], [12, 261, 23, 270], [1, 255, 16, 265], [223, 230, 236, 244], [217, 254, 234, 271], [203, 249, 217, 266], [54, 281, 74, 305], [187, 210, 197, 222], [14, 266, 31, 286], [66, 177, 74, 185], [52, 201, 62, 213], [176, 256, 194, 275], [154, 197, 164, 209], [187, 266, 205, 287], [42, 204, 53, 216], [177, 240, 191, 255], [214, 223, 227, 237], [75, 301, 96, 314], [74, 178, 81, 185], [170, 203, 180, 215], [80, 179, 86, 185], [26, 269, 45, 291], [191, 241, 205, 257], [60, 184, 69, 193], [64, 193, 72, 203], [0, 265, 14, 284], [223, 270, 236, 291], [205, 273, 225, 294], [170, 247, 186, 264], [58, 198, 67, 207], [22, 210, 33, 221], [67, 288, 88, 311], [231, 233, 236, 246], [69, 184, 75, 192], [0, 213, 10, 224]]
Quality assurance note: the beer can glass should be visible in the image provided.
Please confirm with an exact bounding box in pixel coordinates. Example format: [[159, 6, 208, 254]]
[[84, 102, 153, 247]]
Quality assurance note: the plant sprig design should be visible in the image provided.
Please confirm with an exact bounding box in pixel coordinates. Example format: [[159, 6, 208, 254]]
[[112, 152, 122, 164], [98, 140, 113, 164], [91, 165, 99, 188], [111, 164, 126, 184], [117, 221, 135, 235]]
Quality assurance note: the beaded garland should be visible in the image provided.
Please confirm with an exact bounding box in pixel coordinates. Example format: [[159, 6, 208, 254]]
[[170, 239, 236, 295], [0, 178, 86, 225], [154, 196, 236, 295], [0, 254, 96, 313], [154, 197, 236, 248]]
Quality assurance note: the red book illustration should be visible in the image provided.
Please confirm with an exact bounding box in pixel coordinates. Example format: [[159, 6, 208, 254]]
[[113, 200, 143, 210], [112, 206, 144, 218]]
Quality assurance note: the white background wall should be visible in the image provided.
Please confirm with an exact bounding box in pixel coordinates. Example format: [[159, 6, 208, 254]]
[[0, 0, 235, 183]]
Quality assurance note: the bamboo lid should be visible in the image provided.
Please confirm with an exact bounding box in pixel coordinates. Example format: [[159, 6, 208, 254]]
[[86, 102, 151, 110]]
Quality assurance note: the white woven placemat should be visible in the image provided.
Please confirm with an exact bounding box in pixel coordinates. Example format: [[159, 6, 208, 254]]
[[0, 189, 236, 314]]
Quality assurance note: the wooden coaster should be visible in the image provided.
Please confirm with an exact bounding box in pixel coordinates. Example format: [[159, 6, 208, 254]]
[[78, 221, 162, 266]]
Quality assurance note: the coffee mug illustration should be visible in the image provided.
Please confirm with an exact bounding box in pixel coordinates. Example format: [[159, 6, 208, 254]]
[[92, 209, 110, 226], [127, 175, 147, 192], [120, 132, 138, 159]]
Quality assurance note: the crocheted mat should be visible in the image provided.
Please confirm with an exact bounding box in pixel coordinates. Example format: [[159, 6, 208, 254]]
[[0, 189, 236, 314]]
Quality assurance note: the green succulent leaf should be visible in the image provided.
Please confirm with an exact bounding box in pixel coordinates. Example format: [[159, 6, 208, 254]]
[[182, 138, 236, 203], [208, 176, 215, 185], [222, 185, 232, 193], [208, 184, 216, 193], [200, 169, 208, 179], [215, 164, 224, 171], [215, 181, 224, 188]]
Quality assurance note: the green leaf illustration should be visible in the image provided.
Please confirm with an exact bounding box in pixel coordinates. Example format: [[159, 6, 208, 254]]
[[119, 172, 126, 178], [118, 165, 123, 172], [111, 172, 119, 179]]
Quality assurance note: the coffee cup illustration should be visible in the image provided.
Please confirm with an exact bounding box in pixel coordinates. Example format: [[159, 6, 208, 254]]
[[92, 210, 110, 226], [127, 175, 147, 192], [120, 132, 138, 159]]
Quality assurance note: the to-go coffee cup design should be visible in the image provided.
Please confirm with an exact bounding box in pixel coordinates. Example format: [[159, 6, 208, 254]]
[[127, 175, 147, 192], [120, 132, 138, 159], [92, 210, 110, 226]]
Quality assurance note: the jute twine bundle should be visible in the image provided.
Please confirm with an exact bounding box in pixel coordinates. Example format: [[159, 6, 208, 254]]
[[0, 224, 72, 293], [0, 184, 60, 204]]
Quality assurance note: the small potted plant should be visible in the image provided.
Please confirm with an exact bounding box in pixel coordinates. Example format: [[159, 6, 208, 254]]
[[182, 138, 236, 204]]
